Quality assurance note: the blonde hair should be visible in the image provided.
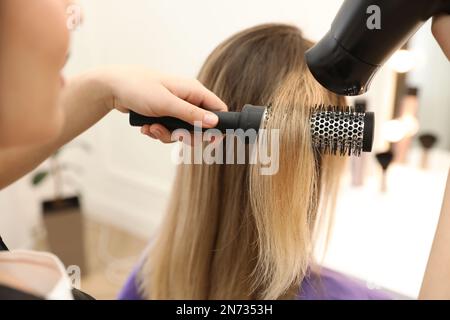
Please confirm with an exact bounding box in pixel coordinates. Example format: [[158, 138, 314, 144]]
[[139, 24, 346, 299]]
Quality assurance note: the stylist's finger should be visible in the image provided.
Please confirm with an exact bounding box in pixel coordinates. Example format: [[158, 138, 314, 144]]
[[163, 90, 221, 128], [141, 124, 173, 143], [142, 124, 197, 146], [432, 15, 450, 60], [162, 77, 227, 112]]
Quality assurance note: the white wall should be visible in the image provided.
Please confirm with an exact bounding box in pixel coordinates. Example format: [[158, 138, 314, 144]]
[[408, 20, 450, 150]]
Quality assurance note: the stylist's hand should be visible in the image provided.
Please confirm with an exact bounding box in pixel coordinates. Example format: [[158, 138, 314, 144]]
[[103, 66, 227, 143], [432, 15, 450, 60]]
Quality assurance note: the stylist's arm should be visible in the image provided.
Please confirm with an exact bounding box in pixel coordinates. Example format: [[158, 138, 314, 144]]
[[0, 67, 227, 189], [432, 15, 450, 60]]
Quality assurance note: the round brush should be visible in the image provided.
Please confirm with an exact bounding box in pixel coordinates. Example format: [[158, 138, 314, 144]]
[[129, 104, 374, 156]]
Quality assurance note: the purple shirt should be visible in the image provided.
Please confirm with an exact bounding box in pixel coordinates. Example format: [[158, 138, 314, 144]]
[[118, 266, 392, 300]]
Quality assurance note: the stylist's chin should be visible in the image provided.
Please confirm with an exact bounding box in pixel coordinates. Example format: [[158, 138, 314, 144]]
[[0, 0, 70, 148], [0, 56, 66, 147], [0, 99, 65, 148], [0, 74, 67, 149]]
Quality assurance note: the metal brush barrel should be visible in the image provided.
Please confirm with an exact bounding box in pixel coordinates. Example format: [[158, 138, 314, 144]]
[[310, 108, 374, 156], [129, 104, 374, 156]]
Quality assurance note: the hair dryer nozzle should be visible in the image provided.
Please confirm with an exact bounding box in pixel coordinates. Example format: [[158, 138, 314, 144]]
[[305, 0, 450, 96], [305, 32, 378, 96]]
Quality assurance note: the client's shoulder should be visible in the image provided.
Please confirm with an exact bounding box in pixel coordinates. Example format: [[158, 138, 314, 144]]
[[297, 267, 393, 300]]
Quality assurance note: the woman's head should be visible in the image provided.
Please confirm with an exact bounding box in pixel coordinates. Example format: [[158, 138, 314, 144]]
[[142, 24, 345, 299], [0, 0, 72, 147]]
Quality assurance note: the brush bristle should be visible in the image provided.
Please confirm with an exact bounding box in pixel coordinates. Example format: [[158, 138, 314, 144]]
[[262, 104, 372, 157], [311, 105, 367, 157]]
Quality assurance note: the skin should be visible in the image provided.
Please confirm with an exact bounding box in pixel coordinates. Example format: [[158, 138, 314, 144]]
[[432, 15, 450, 61], [427, 26, 450, 288], [0, 0, 70, 147]]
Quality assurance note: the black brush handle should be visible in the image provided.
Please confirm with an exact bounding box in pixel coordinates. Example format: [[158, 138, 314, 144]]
[[130, 111, 198, 131], [129, 105, 266, 133], [129, 111, 241, 133]]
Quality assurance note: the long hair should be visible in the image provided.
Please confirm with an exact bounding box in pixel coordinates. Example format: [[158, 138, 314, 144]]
[[139, 24, 346, 299]]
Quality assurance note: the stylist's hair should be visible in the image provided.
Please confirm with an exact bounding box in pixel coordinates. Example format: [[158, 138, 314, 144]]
[[140, 24, 346, 299]]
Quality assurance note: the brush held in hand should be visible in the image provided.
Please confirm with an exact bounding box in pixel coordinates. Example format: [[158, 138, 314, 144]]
[[130, 104, 375, 156]]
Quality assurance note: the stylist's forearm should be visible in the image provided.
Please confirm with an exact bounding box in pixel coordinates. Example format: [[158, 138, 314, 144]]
[[0, 70, 113, 189], [53, 70, 113, 146], [432, 15, 450, 60]]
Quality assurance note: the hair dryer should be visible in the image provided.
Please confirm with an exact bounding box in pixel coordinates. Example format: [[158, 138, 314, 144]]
[[305, 0, 450, 96]]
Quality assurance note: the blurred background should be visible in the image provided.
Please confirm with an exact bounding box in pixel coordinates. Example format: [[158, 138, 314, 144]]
[[0, 0, 449, 299]]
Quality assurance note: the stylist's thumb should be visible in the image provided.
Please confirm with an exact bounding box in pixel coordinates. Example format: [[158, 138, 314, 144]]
[[164, 94, 221, 128], [144, 94, 222, 143], [432, 15, 450, 60]]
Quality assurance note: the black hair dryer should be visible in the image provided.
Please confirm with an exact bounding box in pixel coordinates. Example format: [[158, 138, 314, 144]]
[[305, 0, 450, 96]]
